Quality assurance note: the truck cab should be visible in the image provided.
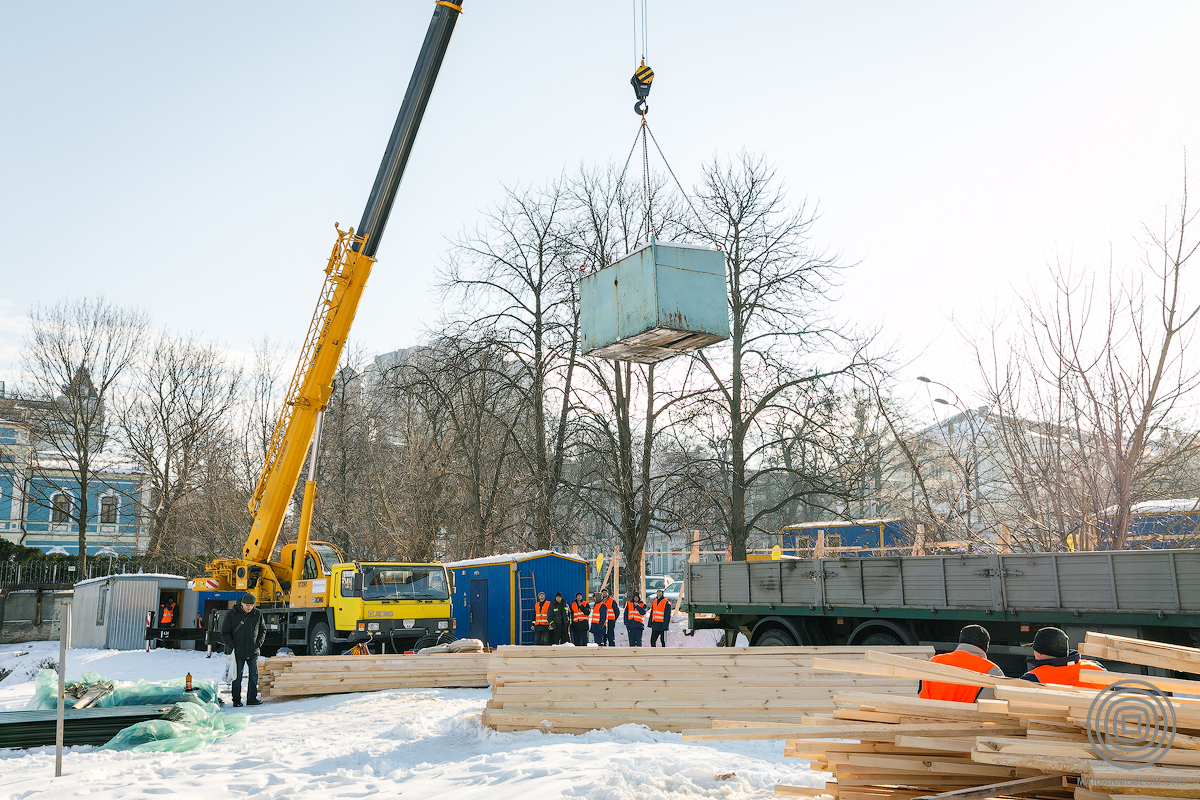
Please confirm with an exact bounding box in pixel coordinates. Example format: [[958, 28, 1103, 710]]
[[330, 562, 454, 652]]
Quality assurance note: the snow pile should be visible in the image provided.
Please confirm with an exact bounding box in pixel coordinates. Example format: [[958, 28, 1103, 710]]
[[0, 641, 815, 798]]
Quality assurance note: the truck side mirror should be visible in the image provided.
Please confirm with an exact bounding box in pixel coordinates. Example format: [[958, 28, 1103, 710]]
[[447, 570, 455, 595], [352, 572, 363, 595]]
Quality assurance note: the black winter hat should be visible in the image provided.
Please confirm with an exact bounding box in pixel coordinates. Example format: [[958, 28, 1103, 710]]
[[958, 624, 991, 652], [1032, 627, 1069, 658], [240, 592, 256, 606]]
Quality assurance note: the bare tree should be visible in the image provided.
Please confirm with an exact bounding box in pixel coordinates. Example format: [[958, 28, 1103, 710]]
[[118, 333, 241, 555], [976, 176, 1200, 550], [685, 153, 864, 559], [20, 297, 148, 573], [442, 180, 581, 549]]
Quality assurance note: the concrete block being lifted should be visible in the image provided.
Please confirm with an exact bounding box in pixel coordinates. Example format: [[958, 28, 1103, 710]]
[[580, 240, 730, 364]]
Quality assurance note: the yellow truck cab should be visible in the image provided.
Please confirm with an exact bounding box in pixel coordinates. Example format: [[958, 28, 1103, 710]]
[[329, 562, 455, 653]]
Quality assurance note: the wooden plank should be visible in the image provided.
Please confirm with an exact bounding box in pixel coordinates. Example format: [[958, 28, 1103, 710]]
[[774, 786, 832, 798], [911, 774, 1066, 800], [681, 723, 1027, 742]]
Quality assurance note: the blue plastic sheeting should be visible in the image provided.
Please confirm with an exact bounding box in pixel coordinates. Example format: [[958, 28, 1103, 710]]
[[580, 240, 729, 363]]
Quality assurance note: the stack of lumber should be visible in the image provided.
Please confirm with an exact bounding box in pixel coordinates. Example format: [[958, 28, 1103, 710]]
[[481, 645, 932, 734], [683, 643, 1200, 800], [1080, 631, 1200, 677], [259, 651, 490, 697]]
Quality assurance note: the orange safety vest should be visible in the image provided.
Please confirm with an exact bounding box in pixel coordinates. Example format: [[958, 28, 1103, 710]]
[[650, 598, 669, 623], [626, 602, 646, 625], [160, 602, 175, 625], [571, 601, 589, 622], [589, 602, 605, 624], [534, 600, 550, 626], [1024, 659, 1104, 688], [918, 648, 1000, 703]]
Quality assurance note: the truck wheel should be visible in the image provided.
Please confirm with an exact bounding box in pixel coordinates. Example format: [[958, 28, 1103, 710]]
[[308, 622, 331, 657], [754, 627, 797, 647], [860, 631, 903, 647]]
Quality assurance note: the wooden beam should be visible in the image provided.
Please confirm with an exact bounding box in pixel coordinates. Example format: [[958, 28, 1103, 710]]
[[910, 773, 1065, 800]]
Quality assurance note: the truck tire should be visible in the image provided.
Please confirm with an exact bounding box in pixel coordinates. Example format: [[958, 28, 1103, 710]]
[[860, 631, 904, 647], [754, 627, 797, 647], [307, 622, 332, 657]]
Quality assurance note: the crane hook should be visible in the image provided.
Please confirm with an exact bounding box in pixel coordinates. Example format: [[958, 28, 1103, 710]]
[[630, 61, 653, 116]]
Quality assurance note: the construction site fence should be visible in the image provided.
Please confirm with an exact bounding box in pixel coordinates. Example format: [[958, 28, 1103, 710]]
[[0, 555, 209, 590]]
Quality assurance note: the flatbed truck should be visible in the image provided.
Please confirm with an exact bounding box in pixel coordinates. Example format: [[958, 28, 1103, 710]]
[[684, 548, 1200, 675]]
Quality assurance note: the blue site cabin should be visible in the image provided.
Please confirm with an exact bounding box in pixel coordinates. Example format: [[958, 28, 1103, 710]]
[[777, 518, 914, 557], [446, 550, 589, 648], [580, 238, 730, 364]]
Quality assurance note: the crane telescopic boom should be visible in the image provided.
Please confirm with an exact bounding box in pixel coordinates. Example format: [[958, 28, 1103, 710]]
[[206, 0, 464, 603]]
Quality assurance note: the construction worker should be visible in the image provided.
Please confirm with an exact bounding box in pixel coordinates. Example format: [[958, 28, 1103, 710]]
[[648, 589, 672, 647], [220, 593, 265, 706], [918, 625, 1005, 703], [1020, 627, 1106, 687], [159, 598, 176, 626], [589, 591, 610, 645], [624, 592, 647, 646], [549, 591, 571, 645], [601, 589, 619, 647], [533, 592, 551, 646], [570, 592, 591, 646]]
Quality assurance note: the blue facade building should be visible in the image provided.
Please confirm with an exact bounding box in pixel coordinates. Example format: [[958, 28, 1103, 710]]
[[0, 418, 147, 555], [446, 551, 589, 648]]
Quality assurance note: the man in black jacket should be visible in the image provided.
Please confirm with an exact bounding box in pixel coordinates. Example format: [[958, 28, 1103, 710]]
[[549, 592, 571, 645], [221, 593, 266, 706]]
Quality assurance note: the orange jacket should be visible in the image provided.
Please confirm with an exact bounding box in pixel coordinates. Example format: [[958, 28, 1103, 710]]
[[1021, 654, 1105, 687], [534, 600, 550, 626], [625, 601, 646, 625], [160, 602, 175, 625], [571, 601, 589, 622], [918, 647, 1002, 703]]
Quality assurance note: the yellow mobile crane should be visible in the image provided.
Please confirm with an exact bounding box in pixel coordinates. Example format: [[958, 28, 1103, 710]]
[[197, 1, 464, 656]]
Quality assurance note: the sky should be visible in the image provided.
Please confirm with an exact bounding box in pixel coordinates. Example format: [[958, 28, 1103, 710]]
[[2, 1, 1199, 415]]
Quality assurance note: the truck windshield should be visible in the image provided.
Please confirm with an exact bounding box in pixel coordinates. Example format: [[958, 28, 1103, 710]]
[[362, 567, 449, 601]]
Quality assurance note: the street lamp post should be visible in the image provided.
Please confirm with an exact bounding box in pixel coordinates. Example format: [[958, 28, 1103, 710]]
[[918, 376, 983, 539]]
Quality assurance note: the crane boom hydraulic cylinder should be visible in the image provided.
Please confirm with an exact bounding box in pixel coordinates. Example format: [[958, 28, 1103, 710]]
[[357, 1, 462, 258]]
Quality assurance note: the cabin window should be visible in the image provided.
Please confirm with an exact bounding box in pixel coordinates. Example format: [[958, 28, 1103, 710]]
[[303, 554, 319, 580]]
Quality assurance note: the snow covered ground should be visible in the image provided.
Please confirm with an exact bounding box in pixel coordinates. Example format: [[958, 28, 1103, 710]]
[[0, 640, 819, 799]]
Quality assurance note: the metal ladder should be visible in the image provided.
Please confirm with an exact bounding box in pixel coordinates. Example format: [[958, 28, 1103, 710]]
[[517, 572, 537, 645]]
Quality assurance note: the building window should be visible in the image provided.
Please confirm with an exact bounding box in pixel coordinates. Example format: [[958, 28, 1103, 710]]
[[0, 427, 16, 445], [52, 493, 71, 523], [100, 496, 117, 524]]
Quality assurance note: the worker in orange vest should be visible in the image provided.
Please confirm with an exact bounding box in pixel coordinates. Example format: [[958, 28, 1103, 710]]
[[589, 591, 610, 645], [1020, 627, 1106, 687], [159, 598, 176, 626], [570, 592, 591, 646], [623, 592, 647, 646], [600, 589, 619, 646], [533, 592, 551, 646], [918, 625, 1005, 703], [648, 589, 672, 647]]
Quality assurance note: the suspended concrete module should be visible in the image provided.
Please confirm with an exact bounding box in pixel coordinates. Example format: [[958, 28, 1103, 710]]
[[580, 240, 730, 364]]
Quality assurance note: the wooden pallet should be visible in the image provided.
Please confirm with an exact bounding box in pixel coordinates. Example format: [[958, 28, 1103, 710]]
[[481, 646, 931, 734], [258, 652, 490, 697]]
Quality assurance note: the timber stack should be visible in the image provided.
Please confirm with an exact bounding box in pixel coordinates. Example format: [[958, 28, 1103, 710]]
[[259, 652, 490, 697], [682, 633, 1200, 800], [481, 645, 932, 734]]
